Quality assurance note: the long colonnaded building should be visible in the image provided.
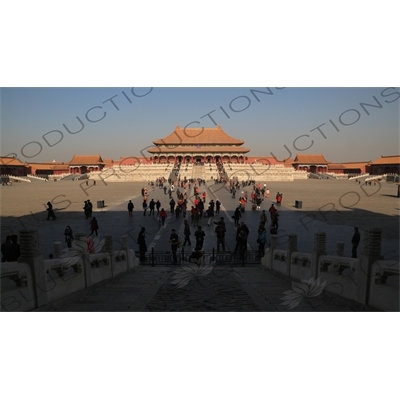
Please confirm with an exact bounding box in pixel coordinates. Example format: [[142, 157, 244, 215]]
[[1, 126, 399, 182], [147, 125, 250, 164]]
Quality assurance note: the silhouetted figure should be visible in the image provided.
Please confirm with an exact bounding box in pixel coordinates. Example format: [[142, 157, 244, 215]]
[[47, 202, 57, 220], [351, 227, 360, 258], [90, 217, 99, 236]]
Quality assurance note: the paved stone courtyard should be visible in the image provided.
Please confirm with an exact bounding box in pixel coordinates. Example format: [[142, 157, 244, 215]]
[[1, 177, 398, 312]]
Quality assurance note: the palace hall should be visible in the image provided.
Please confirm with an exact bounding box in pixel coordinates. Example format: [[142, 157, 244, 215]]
[[147, 125, 250, 164]]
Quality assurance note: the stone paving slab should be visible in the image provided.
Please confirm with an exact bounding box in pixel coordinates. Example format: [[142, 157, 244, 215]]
[[53, 263, 378, 312]]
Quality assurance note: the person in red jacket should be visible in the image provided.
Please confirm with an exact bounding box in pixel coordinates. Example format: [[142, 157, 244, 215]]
[[159, 208, 167, 226]]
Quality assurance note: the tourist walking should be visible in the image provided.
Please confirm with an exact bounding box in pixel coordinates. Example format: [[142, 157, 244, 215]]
[[127, 200, 134, 216], [351, 227, 360, 258], [46, 201, 57, 221], [194, 226, 205, 250], [137, 227, 147, 262], [183, 220, 191, 247], [90, 217, 99, 236], [169, 228, 180, 264]]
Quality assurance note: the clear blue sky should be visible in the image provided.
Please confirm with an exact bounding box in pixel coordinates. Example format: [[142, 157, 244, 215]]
[[1, 87, 398, 163]]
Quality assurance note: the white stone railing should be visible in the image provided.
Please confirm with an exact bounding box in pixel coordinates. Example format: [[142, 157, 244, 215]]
[[348, 173, 370, 180], [260, 230, 398, 311], [27, 174, 48, 181], [1, 174, 31, 182], [0, 231, 139, 311]]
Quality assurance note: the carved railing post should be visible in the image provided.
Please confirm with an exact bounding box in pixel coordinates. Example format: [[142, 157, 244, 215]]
[[336, 241, 344, 257], [312, 232, 326, 278], [358, 228, 382, 305], [74, 233, 91, 288], [54, 241, 63, 259], [18, 229, 46, 308], [121, 235, 130, 271], [103, 234, 114, 275], [286, 234, 297, 276], [268, 235, 278, 270]]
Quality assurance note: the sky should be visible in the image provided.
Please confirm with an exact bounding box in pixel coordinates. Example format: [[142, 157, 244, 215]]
[[1, 87, 399, 164]]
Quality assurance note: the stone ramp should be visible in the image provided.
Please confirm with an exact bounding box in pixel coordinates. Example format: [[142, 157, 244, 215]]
[[49, 264, 375, 312]]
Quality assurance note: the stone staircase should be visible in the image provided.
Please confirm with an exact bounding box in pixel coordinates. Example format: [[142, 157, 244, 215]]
[[192, 165, 205, 180]]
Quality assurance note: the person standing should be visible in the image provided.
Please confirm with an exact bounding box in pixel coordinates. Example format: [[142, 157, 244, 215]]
[[159, 208, 167, 226], [271, 209, 279, 231], [169, 198, 176, 214], [234, 221, 249, 253], [142, 198, 148, 216], [127, 200, 134, 217], [169, 228, 180, 264], [198, 199, 204, 219], [64, 226, 74, 248], [351, 227, 360, 258], [86, 234, 95, 254], [260, 210, 268, 226], [183, 219, 191, 247], [137, 227, 147, 262], [237, 229, 248, 265], [9, 235, 21, 261], [215, 199, 221, 215], [83, 201, 90, 219], [149, 199, 155, 216], [182, 201, 187, 218], [90, 217, 99, 236], [276, 192, 282, 206], [257, 224, 267, 259], [269, 203, 277, 221], [215, 222, 226, 252], [87, 200, 93, 217], [1, 235, 12, 262], [233, 206, 242, 226], [156, 200, 161, 215], [46, 201, 57, 221], [194, 226, 205, 250], [207, 202, 214, 226]]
